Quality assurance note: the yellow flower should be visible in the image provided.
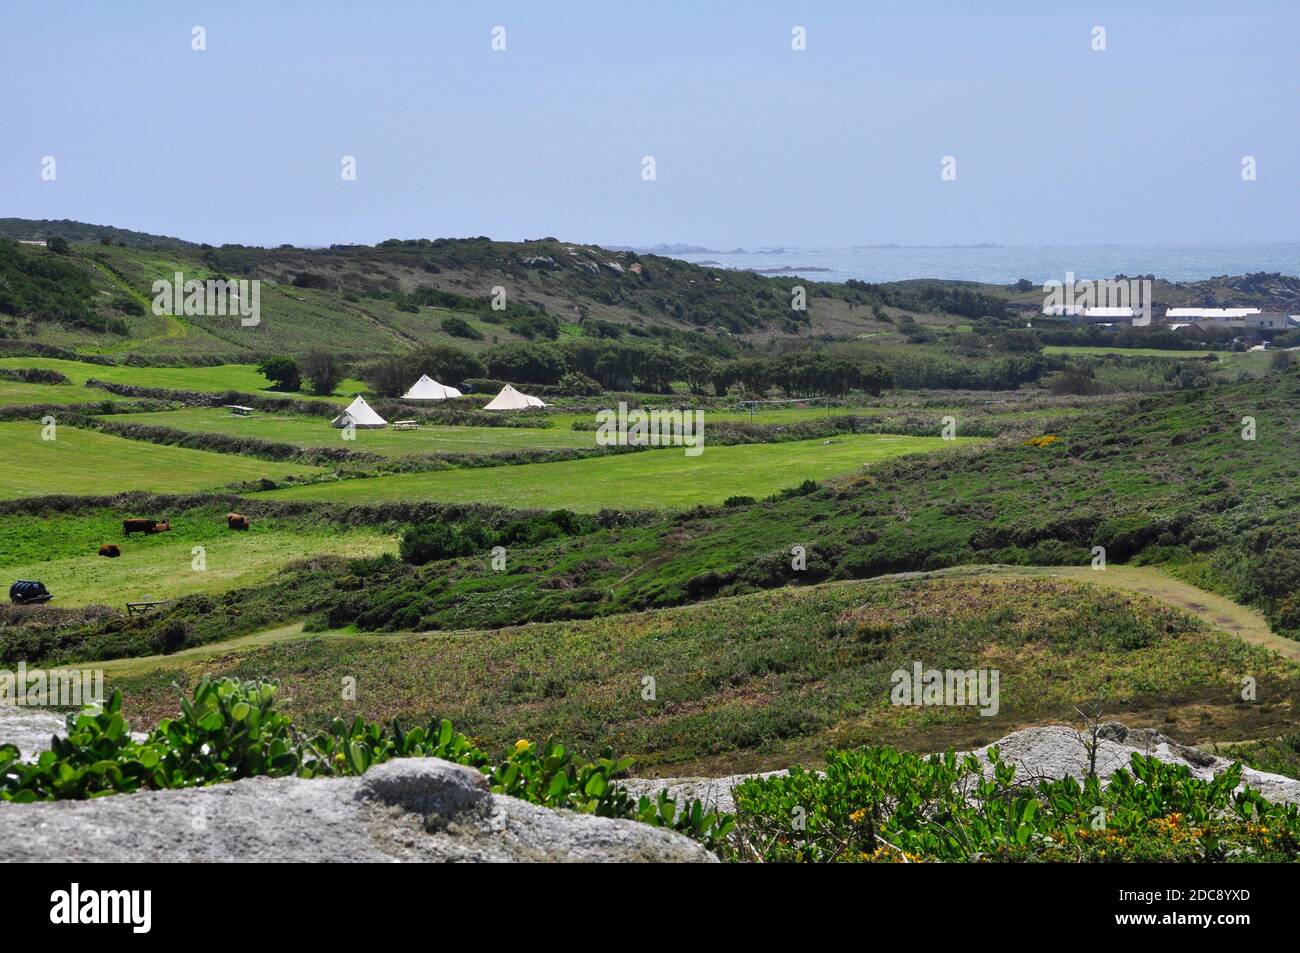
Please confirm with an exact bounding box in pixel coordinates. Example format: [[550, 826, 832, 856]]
[[849, 809, 866, 824], [514, 739, 531, 754]]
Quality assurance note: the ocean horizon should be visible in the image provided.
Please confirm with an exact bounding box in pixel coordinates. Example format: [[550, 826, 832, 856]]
[[663, 243, 1300, 285]]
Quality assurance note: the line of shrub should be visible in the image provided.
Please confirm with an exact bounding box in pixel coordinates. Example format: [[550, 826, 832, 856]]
[[84, 380, 343, 416], [0, 367, 71, 385]]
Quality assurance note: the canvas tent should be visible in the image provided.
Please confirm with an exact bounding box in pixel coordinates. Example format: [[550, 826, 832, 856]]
[[482, 384, 546, 411], [402, 374, 462, 400], [331, 396, 388, 429]]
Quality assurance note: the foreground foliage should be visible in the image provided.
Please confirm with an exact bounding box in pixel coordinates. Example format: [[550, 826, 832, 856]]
[[731, 745, 1300, 862], [0, 677, 731, 851]]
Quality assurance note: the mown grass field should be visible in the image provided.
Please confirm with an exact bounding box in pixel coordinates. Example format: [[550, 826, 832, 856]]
[[102, 576, 1300, 774], [0, 507, 397, 608], [0, 422, 323, 499], [105, 407, 598, 456], [0, 357, 365, 401], [1042, 344, 1274, 375], [0, 377, 121, 408], [252, 433, 980, 508]]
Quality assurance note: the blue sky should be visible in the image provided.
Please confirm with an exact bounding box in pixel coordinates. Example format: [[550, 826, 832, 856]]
[[2, 0, 1295, 248]]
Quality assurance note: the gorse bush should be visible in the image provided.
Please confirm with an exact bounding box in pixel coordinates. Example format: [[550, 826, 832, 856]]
[[399, 510, 597, 566], [731, 745, 1300, 863], [0, 677, 731, 850], [0, 366, 72, 385]]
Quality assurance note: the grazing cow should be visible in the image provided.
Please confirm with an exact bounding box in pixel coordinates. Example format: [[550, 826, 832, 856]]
[[151, 521, 171, 534], [227, 513, 250, 531], [98, 544, 121, 558], [123, 518, 157, 536]]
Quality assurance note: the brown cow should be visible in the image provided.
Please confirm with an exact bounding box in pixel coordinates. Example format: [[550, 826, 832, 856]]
[[123, 518, 157, 536], [151, 521, 171, 534], [227, 513, 250, 531], [98, 544, 121, 558]]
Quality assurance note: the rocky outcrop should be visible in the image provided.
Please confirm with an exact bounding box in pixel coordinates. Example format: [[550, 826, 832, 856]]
[[1, 707, 66, 762], [0, 757, 716, 863], [622, 724, 1300, 815]]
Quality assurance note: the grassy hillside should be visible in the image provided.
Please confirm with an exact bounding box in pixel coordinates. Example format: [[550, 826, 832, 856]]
[[0, 218, 197, 249], [226, 365, 1300, 640], [0, 227, 966, 360], [8, 366, 1299, 667], [102, 576, 1299, 774]]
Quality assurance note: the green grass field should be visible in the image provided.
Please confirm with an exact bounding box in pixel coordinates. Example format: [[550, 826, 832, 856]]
[[0, 377, 121, 408], [0, 357, 365, 401], [252, 433, 980, 509], [0, 507, 396, 607], [106, 407, 598, 456], [1042, 345, 1275, 374], [0, 422, 323, 499]]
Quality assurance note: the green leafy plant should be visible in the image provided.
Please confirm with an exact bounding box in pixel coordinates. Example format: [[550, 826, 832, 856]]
[[731, 744, 1300, 863]]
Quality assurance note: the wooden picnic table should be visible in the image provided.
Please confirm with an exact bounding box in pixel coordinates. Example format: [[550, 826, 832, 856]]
[[125, 600, 168, 615]]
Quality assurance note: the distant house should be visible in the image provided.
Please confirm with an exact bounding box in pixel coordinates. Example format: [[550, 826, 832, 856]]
[[1165, 307, 1261, 319], [16, 239, 47, 247], [1247, 313, 1290, 331], [1040, 305, 1136, 325], [1165, 307, 1261, 327]]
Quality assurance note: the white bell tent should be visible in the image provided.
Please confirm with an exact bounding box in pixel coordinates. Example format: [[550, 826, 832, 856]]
[[402, 374, 462, 400], [331, 396, 388, 429], [482, 383, 546, 410]]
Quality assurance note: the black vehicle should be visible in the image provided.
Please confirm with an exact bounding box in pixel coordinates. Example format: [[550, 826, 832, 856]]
[[8, 580, 52, 605]]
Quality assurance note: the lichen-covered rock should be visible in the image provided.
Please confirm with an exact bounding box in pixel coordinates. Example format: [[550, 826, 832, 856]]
[[0, 757, 716, 863]]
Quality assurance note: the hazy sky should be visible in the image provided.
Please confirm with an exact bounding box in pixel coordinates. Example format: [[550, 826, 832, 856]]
[[3, 0, 1296, 248]]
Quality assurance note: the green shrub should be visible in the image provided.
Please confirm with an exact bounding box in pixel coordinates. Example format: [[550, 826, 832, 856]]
[[399, 511, 596, 566], [440, 316, 483, 340], [258, 356, 301, 392], [556, 371, 602, 396], [731, 745, 1300, 862]]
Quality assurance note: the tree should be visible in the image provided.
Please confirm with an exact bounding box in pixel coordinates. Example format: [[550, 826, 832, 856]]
[[258, 356, 301, 392], [300, 348, 346, 396], [358, 355, 410, 398], [46, 236, 71, 255], [631, 347, 681, 393], [680, 353, 717, 396], [857, 362, 894, 397], [410, 344, 485, 389], [485, 342, 565, 384]]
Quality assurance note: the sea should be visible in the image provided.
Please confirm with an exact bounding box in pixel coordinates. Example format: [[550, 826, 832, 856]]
[[664, 243, 1300, 285]]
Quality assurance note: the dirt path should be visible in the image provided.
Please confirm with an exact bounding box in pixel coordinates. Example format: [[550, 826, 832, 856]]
[[904, 563, 1300, 662], [86, 257, 189, 353]]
